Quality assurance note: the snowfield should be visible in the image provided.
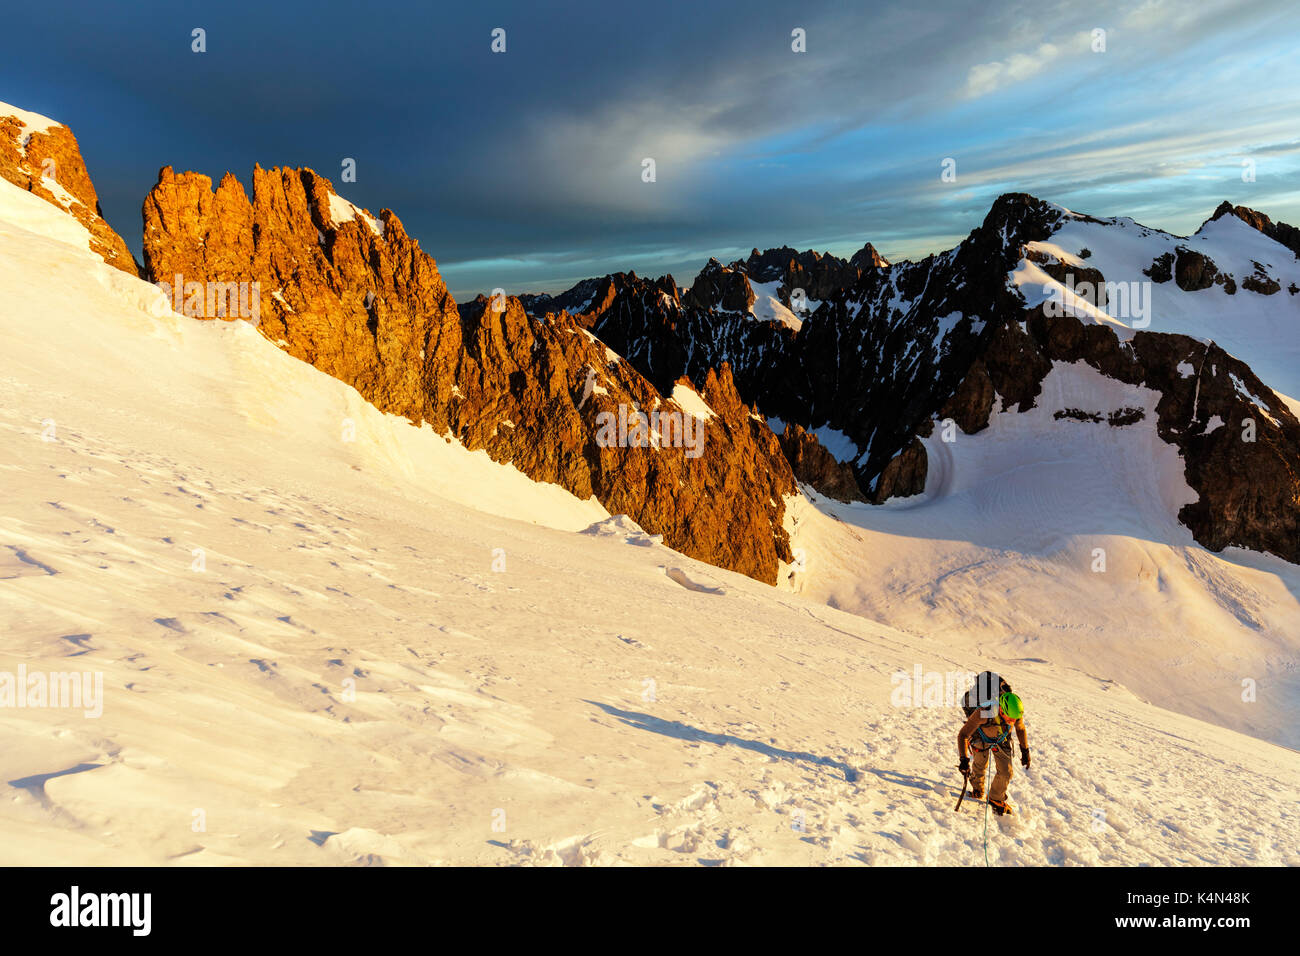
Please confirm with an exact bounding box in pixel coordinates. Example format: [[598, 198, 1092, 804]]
[[784, 360, 1300, 752], [747, 278, 803, 330], [1026, 210, 1300, 397], [1, 174, 1297, 866]]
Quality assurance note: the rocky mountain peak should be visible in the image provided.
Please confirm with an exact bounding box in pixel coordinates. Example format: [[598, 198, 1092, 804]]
[[684, 257, 757, 313], [142, 164, 798, 583], [0, 103, 138, 275], [1207, 200, 1300, 259], [572, 190, 1300, 567], [27, 108, 1291, 580], [849, 242, 889, 271], [978, 192, 1070, 254], [144, 163, 452, 424]]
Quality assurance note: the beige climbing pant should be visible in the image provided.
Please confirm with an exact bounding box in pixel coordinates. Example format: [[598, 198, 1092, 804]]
[[970, 740, 1013, 803]]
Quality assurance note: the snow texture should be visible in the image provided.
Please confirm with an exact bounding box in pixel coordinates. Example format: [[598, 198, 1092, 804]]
[[0, 176, 1296, 866]]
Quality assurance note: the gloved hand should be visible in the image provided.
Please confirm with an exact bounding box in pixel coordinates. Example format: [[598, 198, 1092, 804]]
[[958, 756, 970, 776], [1021, 748, 1031, 768]]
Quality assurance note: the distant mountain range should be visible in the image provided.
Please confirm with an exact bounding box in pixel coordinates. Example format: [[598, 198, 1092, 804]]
[[4, 99, 1297, 584]]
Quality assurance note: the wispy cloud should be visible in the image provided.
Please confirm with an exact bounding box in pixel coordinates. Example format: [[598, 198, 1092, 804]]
[[965, 42, 1062, 97], [3, 0, 1298, 298]]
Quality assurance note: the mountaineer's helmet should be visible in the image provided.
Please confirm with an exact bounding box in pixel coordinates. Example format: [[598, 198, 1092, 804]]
[[999, 691, 1024, 720]]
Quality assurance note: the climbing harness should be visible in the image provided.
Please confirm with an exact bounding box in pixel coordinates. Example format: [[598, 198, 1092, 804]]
[[974, 715, 1012, 750]]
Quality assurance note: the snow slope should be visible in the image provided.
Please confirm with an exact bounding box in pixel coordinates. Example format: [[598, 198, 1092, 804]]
[[1, 175, 1297, 866], [784, 361, 1300, 750], [1027, 210, 1300, 397], [326, 192, 383, 238], [748, 278, 803, 331], [1, 102, 59, 147], [779, 203, 1300, 753]]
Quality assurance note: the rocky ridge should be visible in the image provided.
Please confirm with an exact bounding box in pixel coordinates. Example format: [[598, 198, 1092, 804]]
[[532, 195, 1300, 564], [140, 165, 797, 583], [7, 95, 1294, 575], [0, 103, 137, 275]]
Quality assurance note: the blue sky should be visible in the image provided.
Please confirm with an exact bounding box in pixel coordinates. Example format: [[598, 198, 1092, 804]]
[[4, 0, 1298, 299]]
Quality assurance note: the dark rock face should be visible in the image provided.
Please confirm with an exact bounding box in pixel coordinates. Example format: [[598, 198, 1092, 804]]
[[142, 166, 798, 583], [519, 276, 617, 324], [970, 307, 1300, 564], [532, 193, 1300, 565], [1174, 246, 1220, 291], [736, 245, 880, 305], [684, 258, 757, 313], [776, 424, 865, 503], [1241, 267, 1281, 295], [0, 112, 138, 275], [849, 242, 890, 272], [568, 193, 1063, 501], [1107, 407, 1145, 427], [1145, 252, 1174, 284], [1169, 370, 1300, 559], [938, 358, 1000, 434], [868, 438, 928, 503], [1055, 408, 1107, 423]]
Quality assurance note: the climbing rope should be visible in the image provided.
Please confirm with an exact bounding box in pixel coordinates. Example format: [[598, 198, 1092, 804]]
[[982, 758, 992, 867]]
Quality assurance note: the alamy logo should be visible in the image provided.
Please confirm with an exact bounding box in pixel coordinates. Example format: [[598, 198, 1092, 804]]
[[594, 404, 705, 459], [890, 666, 999, 711], [1042, 273, 1151, 328], [50, 886, 151, 936], [0, 665, 103, 717], [153, 274, 261, 325]]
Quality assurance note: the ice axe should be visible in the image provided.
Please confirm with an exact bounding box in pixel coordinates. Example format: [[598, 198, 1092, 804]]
[[954, 769, 970, 812]]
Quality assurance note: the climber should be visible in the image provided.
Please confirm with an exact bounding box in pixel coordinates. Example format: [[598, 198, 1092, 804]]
[[957, 681, 1029, 816]]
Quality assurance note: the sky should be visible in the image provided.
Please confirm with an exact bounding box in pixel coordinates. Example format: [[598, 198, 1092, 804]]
[[3, 0, 1299, 300]]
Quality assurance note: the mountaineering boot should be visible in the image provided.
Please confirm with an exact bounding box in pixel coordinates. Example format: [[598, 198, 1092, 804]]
[[988, 798, 1014, 816]]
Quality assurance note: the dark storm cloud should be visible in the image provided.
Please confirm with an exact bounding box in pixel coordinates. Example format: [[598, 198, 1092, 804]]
[[3, 0, 1298, 299]]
